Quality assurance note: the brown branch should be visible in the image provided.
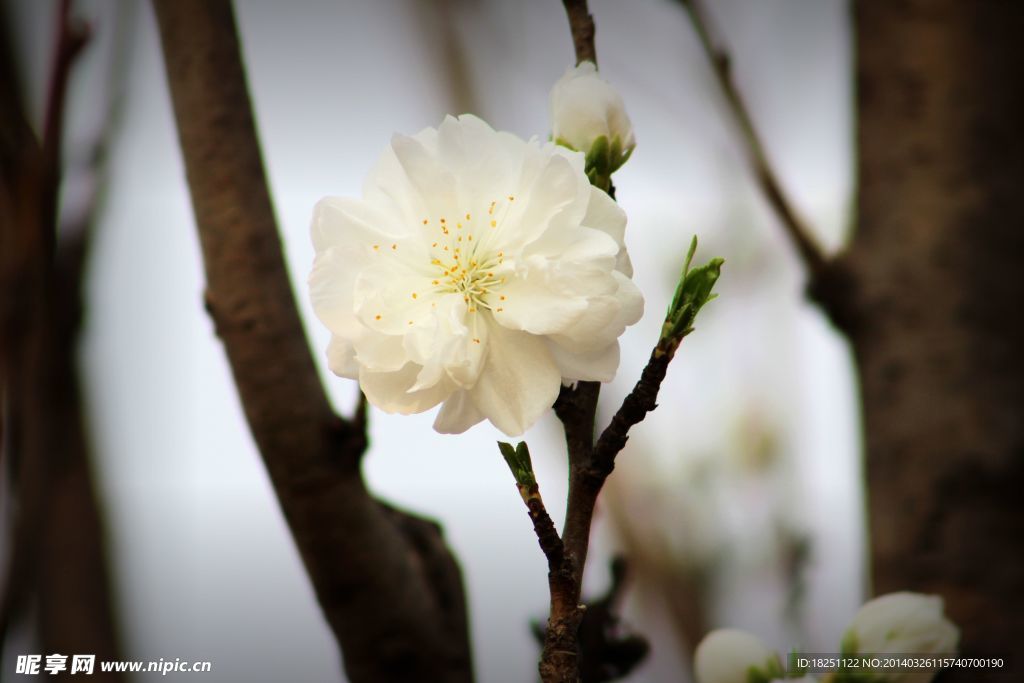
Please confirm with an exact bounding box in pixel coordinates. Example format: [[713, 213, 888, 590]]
[[553, 381, 600, 586], [513, 477, 582, 683], [546, 332, 689, 681], [152, 2, 472, 681], [680, 0, 827, 276], [594, 339, 677, 464], [543, 345, 677, 683], [562, 338, 678, 584], [0, 4, 124, 675], [561, 0, 597, 66]]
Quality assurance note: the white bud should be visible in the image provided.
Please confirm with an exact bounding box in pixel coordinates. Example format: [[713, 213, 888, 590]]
[[694, 629, 780, 683], [549, 61, 636, 165], [844, 592, 959, 683]]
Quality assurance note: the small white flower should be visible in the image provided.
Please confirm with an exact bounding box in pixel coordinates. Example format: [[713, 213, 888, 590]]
[[550, 61, 635, 167], [843, 592, 959, 683], [310, 114, 642, 436], [694, 629, 782, 683]]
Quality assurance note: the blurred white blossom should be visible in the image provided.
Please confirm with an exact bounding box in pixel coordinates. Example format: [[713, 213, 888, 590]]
[[694, 628, 783, 683], [310, 114, 642, 436], [842, 592, 958, 683], [550, 61, 635, 173]]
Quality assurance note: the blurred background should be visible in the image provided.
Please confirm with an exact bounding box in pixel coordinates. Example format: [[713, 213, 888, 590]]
[[2, 0, 860, 680]]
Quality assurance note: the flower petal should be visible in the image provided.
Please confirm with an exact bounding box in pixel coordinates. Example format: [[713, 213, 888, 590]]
[[312, 196, 407, 252], [436, 115, 523, 204], [353, 261, 437, 335], [352, 328, 408, 372], [359, 362, 453, 415], [491, 271, 589, 336], [445, 310, 489, 388], [547, 338, 620, 383], [390, 133, 459, 219], [433, 389, 486, 434], [582, 186, 633, 276], [549, 271, 644, 352], [469, 324, 560, 436], [499, 153, 588, 251], [326, 335, 358, 378]]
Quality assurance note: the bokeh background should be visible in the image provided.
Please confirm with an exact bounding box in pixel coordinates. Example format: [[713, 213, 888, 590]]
[[3, 0, 860, 680]]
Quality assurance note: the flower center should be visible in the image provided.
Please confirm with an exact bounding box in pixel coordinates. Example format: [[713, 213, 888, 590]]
[[435, 252, 504, 313], [421, 198, 514, 314]]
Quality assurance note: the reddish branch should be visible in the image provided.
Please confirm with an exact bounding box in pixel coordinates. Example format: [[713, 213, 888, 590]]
[[152, 2, 471, 681]]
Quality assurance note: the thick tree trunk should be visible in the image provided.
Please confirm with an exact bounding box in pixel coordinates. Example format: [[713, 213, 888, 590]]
[[152, 2, 473, 681], [848, 1, 1024, 675]]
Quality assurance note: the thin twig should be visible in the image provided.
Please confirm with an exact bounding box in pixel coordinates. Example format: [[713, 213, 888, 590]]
[[594, 336, 679, 464], [680, 0, 827, 275], [561, 0, 597, 66], [528, 476, 584, 683], [516, 481, 569, 580]]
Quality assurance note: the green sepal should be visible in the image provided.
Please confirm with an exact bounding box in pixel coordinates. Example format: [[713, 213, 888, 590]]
[[664, 236, 723, 341], [580, 134, 634, 192], [585, 135, 611, 176], [764, 655, 786, 680], [746, 667, 771, 683], [839, 629, 858, 656], [554, 136, 578, 152], [744, 654, 787, 683], [498, 441, 536, 489], [786, 649, 808, 677]]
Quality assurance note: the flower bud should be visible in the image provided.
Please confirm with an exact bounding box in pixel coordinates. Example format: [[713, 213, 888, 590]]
[[694, 629, 782, 683], [549, 61, 635, 180], [842, 592, 959, 683]]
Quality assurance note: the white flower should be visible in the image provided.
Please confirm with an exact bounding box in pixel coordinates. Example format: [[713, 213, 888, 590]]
[[309, 114, 642, 436], [843, 592, 959, 683], [694, 629, 782, 683], [550, 61, 635, 167]]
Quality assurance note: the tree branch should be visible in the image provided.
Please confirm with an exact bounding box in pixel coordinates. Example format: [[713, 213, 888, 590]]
[[0, 5, 123, 676], [502, 450, 581, 683], [152, 2, 472, 680], [545, 245, 717, 681], [561, 0, 597, 66], [594, 339, 678, 464], [680, 0, 827, 276]]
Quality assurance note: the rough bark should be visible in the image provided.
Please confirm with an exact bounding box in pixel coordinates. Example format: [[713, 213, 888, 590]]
[[847, 1, 1024, 674], [152, 2, 472, 681]]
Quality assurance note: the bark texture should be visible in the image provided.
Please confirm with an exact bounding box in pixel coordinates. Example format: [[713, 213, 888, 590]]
[[849, 1, 1024, 673], [152, 2, 472, 681]]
